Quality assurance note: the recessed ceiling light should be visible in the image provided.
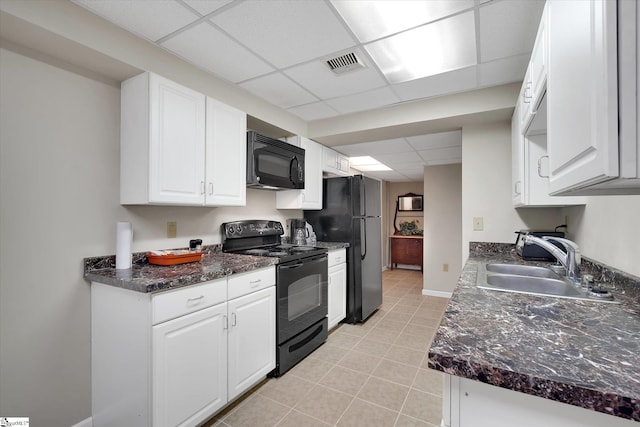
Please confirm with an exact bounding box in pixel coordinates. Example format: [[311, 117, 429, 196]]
[[365, 11, 477, 84], [331, 0, 474, 43], [350, 156, 392, 171]]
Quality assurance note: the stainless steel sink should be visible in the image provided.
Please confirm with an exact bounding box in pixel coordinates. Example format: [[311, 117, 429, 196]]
[[485, 263, 559, 278], [476, 263, 617, 303]]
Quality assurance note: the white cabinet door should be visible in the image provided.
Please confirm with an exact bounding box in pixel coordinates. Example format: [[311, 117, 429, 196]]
[[227, 286, 276, 400], [547, 0, 619, 194], [511, 104, 524, 207], [152, 303, 227, 427], [529, 2, 548, 112], [205, 97, 246, 206], [148, 73, 206, 205], [328, 263, 347, 330], [276, 136, 323, 209], [322, 146, 350, 176]]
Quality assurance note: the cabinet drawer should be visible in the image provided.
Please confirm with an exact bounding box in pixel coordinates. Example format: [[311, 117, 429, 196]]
[[228, 266, 275, 300], [328, 248, 346, 267], [152, 278, 227, 325]]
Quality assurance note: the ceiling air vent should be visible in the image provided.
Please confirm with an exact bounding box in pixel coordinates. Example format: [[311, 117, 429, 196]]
[[326, 52, 365, 74]]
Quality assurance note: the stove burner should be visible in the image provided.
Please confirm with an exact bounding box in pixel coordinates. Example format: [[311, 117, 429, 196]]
[[292, 246, 316, 252]]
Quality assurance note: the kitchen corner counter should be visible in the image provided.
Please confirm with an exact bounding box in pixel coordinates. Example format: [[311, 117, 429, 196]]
[[428, 243, 640, 422], [84, 247, 277, 293], [315, 241, 350, 250]]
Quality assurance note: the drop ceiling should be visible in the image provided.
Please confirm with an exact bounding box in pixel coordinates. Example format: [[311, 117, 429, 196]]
[[71, 0, 544, 181]]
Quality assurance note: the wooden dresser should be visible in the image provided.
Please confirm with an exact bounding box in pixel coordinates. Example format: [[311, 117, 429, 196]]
[[390, 235, 423, 271]]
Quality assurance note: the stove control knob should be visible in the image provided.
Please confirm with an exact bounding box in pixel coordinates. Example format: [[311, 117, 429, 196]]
[[236, 225, 242, 234], [227, 227, 234, 235]]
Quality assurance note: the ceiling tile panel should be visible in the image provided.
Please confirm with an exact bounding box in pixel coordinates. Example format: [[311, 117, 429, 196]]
[[182, 0, 233, 16], [340, 139, 414, 156], [418, 146, 462, 162], [406, 130, 462, 150], [363, 171, 408, 182], [479, 0, 544, 62], [325, 87, 401, 115], [72, 0, 199, 42], [393, 66, 477, 102], [287, 102, 341, 121], [477, 54, 529, 87], [374, 152, 425, 164], [211, 0, 356, 68], [161, 22, 274, 83], [284, 49, 387, 99], [239, 73, 318, 109]]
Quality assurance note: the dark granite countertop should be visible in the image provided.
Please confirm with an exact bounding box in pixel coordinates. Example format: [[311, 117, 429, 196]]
[[316, 241, 350, 250], [428, 243, 640, 422], [84, 246, 277, 293]]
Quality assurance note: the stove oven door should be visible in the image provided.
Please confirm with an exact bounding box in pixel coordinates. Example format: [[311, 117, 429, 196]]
[[276, 254, 328, 344]]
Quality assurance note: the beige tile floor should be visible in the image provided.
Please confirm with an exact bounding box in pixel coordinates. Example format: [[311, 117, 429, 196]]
[[205, 268, 449, 427]]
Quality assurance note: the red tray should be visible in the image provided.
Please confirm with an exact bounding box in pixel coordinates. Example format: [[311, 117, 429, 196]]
[[147, 251, 203, 266]]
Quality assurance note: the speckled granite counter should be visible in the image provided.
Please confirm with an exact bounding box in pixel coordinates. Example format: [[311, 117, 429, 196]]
[[428, 243, 640, 422], [84, 245, 277, 293], [315, 241, 350, 250]]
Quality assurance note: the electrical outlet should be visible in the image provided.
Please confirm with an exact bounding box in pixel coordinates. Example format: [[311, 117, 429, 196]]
[[443, 263, 449, 272], [167, 221, 177, 238], [473, 217, 484, 231]]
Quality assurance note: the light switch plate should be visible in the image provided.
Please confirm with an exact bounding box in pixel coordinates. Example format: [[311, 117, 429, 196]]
[[167, 221, 177, 238], [473, 217, 484, 231]]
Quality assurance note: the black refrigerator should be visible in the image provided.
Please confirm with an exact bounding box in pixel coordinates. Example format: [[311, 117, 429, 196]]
[[305, 175, 383, 323]]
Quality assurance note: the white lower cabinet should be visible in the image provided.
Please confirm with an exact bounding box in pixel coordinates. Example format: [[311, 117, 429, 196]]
[[91, 266, 276, 426], [327, 249, 347, 330], [444, 375, 636, 427], [227, 287, 276, 400], [152, 304, 228, 427]]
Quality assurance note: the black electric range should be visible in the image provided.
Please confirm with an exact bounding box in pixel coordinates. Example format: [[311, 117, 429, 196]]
[[221, 220, 327, 261], [221, 219, 329, 376]]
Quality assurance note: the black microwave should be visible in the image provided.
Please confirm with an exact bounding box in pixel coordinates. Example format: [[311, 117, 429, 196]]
[[246, 131, 305, 190]]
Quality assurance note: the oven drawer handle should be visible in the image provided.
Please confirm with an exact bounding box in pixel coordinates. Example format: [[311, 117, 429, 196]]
[[281, 263, 304, 269]]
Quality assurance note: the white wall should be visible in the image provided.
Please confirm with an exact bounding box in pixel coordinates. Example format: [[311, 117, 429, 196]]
[[423, 164, 462, 296], [562, 197, 640, 277], [0, 48, 297, 427], [461, 121, 564, 262]]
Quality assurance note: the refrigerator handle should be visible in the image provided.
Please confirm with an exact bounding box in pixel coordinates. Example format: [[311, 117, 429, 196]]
[[359, 218, 367, 260]]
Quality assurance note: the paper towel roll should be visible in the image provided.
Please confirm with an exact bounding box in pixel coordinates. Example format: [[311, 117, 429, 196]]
[[116, 221, 132, 270]]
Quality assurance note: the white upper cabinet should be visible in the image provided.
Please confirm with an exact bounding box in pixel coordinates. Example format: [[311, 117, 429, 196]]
[[205, 97, 246, 206], [276, 136, 323, 209], [120, 72, 247, 206], [547, 0, 640, 195], [511, 104, 524, 207], [322, 146, 351, 176], [121, 72, 206, 205]]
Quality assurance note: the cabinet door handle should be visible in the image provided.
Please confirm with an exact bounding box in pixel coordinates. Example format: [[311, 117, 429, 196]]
[[231, 312, 237, 327], [514, 181, 521, 195], [249, 279, 261, 288], [208, 182, 213, 195], [200, 181, 205, 195], [223, 315, 228, 330], [187, 295, 205, 303], [537, 156, 549, 178]]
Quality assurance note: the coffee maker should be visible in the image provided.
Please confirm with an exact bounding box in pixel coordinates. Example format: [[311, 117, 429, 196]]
[[288, 218, 309, 246]]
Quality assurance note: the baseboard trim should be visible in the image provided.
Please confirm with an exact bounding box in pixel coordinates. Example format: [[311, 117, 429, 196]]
[[422, 289, 452, 298], [72, 416, 92, 427]]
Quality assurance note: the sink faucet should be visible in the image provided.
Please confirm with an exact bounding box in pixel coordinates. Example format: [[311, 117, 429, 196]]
[[523, 235, 581, 284]]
